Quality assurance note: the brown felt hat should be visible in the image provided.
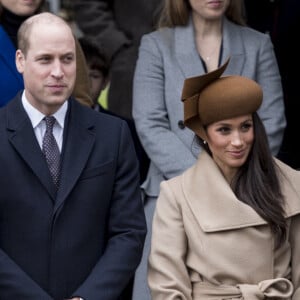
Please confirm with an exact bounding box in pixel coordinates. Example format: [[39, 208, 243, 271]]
[[181, 58, 263, 140]]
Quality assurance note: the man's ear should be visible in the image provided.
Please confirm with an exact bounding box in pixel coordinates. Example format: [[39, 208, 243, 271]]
[[15, 49, 25, 74]]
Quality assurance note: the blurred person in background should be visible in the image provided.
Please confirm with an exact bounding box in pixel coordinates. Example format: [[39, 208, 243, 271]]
[[79, 36, 150, 185], [0, 0, 45, 107], [72, 0, 163, 120], [78, 36, 109, 109]]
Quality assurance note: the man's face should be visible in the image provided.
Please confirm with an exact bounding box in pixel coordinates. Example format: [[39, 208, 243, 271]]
[[16, 21, 76, 115]]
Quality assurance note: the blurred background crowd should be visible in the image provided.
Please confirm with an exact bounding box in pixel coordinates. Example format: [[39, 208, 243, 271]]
[[47, 0, 300, 170]]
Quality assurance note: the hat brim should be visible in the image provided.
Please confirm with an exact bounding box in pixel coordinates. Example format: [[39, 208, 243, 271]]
[[181, 58, 230, 140]]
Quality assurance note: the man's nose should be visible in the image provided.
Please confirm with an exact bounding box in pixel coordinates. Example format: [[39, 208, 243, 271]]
[[51, 61, 64, 78]]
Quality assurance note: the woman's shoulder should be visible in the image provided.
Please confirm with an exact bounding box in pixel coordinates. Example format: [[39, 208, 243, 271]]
[[225, 18, 270, 40], [141, 26, 175, 45], [275, 158, 300, 216], [138, 27, 177, 58], [275, 158, 300, 177], [275, 159, 300, 187]]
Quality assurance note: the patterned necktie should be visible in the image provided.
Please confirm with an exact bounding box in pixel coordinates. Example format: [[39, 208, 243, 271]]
[[42, 116, 61, 188]]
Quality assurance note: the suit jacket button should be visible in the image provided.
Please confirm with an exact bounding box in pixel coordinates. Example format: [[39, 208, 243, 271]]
[[178, 120, 185, 129]]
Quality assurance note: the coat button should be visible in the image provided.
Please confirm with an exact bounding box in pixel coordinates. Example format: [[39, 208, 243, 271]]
[[178, 120, 185, 129]]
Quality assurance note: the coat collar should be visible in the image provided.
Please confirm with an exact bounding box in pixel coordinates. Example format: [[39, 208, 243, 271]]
[[54, 98, 95, 210], [174, 16, 245, 78], [274, 158, 300, 217], [181, 152, 300, 232], [6, 93, 56, 199], [5, 94, 96, 209]]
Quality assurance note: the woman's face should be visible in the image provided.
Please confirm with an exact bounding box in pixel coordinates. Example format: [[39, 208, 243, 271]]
[[189, 0, 230, 20], [1, 0, 43, 16], [206, 114, 254, 180]]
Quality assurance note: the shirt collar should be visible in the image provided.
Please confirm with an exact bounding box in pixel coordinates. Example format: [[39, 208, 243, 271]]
[[21, 91, 68, 129]]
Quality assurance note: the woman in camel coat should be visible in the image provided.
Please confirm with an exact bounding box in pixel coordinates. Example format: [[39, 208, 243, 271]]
[[148, 61, 300, 299]]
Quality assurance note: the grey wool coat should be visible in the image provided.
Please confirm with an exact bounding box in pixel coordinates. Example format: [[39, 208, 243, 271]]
[[133, 17, 286, 198], [148, 151, 300, 300]]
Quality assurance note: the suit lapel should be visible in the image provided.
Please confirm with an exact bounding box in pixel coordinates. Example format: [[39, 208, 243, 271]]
[[6, 94, 57, 200], [55, 99, 95, 211]]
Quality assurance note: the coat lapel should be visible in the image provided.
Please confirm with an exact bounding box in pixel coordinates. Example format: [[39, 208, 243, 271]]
[[6, 94, 57, 200], [222, 17, 245, 74], [175, 18, 205, 79], [175, 17, 245, 79], [182, 152, 267, 232], [54, 99, 95, 211]]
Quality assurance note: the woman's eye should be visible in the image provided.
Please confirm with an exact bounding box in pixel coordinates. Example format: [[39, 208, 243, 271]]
[[218, 127, 230, 134], [241, 123, 252, 131]]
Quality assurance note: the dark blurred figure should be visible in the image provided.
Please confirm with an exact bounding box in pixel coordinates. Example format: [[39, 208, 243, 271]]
[[78, 36, 150, 185], [0, 0, 45, 107], [244, 0, 300, 169], [78, 37, 110, 108], [72, 0, 163, 120]]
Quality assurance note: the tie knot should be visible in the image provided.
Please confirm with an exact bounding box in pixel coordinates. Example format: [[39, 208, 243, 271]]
[[44, 116, 56, 131]]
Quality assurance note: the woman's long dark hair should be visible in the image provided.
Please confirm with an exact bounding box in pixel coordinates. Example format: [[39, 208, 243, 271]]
[[199, 112, 287, 248]]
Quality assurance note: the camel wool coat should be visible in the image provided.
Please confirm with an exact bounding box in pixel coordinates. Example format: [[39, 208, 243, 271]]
[[148, 151, 300, 300]]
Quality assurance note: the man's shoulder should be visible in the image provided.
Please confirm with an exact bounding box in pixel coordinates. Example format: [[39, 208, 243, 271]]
[[72, 99, 126, 133]]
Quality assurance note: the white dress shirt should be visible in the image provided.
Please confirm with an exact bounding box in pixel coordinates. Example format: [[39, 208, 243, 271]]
[[21, 91, 67, 152]]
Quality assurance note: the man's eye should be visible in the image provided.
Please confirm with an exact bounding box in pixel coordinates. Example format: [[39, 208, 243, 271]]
[[63, 56, 74, 63], [39, 57, 50, 63]]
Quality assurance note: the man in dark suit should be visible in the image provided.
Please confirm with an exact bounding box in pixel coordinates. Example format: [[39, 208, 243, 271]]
[[0, 12, 146, 300]]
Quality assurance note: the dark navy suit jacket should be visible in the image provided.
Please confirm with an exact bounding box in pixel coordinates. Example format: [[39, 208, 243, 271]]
[[0, 93, 146, 299]]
